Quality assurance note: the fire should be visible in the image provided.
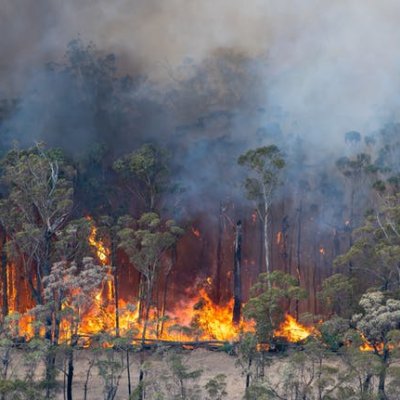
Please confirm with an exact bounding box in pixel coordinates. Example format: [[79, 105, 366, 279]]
[[276, 231, 282, 245], [191, 227, 201, 238], [359, 333, 385, 353], [6, 218, 317, 348], [274, 314, 315, 342], [251, 211, 257, 224], [319, 247, 325, 255], [87, 217, 110, 264]]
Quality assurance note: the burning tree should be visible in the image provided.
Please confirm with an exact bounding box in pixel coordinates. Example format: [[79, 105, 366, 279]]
[[117, 212, 183, 342], [244, 271, 307, 345], [0, 145, 75, 332], [117, 212, 183, 398], [352, 291, 400, 400], [238, 145, 285, 278]]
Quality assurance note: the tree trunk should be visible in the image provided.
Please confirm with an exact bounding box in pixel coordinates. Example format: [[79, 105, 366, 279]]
[[67, 348, 74, 400], [138, 274, 145, 322], [1, 232, 8, 319], [45, 347, 57, 399], [215, 202, 224, 304], [126, 349, 131, 397], [378, 349, 389, 400], [160, 247, 176, 337], [258, 213, 264, 275], [112, 238, 120, 337], [264, 201, 271, 290], [362, 373, 372, 394], [83, 359, 94, 400], [232, 220, 242, 325], [296, 201, 303, 320], [138, 278, 153, 400], [246, 356, 252, 389]]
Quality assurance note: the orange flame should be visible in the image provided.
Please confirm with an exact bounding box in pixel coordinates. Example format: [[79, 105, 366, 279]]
[[319, 247, 325, 255], [191, 227, 201, 238], [274, 314, 315, 342], [8, 219, 316, 347]]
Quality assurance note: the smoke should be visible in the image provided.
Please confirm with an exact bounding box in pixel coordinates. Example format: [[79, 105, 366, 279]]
[[2, 0, 400, 309], [2, 0, 400, 148]]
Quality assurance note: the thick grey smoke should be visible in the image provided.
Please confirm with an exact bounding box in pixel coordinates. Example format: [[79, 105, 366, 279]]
[[2, 0, 400, 149]]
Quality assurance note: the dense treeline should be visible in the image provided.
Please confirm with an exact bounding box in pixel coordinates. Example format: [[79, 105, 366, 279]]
[[1, 40, 400, 399]]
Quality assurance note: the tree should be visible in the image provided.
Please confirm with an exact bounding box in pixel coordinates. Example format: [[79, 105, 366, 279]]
[[318, 274, 355, 319], [117, 212, 183, 398], [165, 352, 203, 400], [336, 152, 372, 275], [0, 145, 75, 313], [352, 291, 400, 399], [244, 271, 307, 344], [113, 144, 172, 213], [204, 374, 228, 400], [335, 194, 400, 292], [238, 145, 285, 277]]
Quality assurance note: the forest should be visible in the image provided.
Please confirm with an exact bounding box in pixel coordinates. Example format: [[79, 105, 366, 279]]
[[1, 6, 400, 399]]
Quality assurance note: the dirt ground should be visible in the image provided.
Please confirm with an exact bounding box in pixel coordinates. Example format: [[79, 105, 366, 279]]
[[61, 348, 248, 400]]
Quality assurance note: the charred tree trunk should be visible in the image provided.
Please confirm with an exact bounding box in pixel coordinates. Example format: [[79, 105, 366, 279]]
[[137, 273, 145, 322], [160, 246, 176, 337], [126, 349, 132, 397], [112, 240, 120, 337], [232, 220, 242, 325], [295, 201, 303, 320], [258, 214, 264, 276], [1, 231, 8, 319], [215, 202, 224, 304], [66, 347, 74, 400]]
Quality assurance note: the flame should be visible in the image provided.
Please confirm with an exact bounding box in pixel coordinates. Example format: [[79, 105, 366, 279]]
[[274, 314, 315, 342], [319, 247, 325, 255], [86, 217, 110, 265], [191, 227, 201, 238], [276, 231, 282, 245], [359, 333, 385, 353], [7, 219, 317, 348]]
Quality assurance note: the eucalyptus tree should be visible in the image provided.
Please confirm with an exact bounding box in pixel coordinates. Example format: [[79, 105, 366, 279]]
[[117, 212, 183, 342], [117, 212, 183, 399], [0, 145, 75, 314], [352, 291, 400, 400], [113, 144, 172, 213], [238, 145, 285, 277]]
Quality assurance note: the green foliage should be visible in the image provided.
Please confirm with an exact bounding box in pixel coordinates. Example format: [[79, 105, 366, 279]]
[[204, 374, 228, 400], [165, 351, 203, 400], [96, 349, 125, 400], [244, 271, 307, 342], [353, 291, 400, 349], [335, 193, 400, 292], [238, 145, 285, 203], [318, 274, 355, 318], [0, 145, 76, 306], [243, 383, 273, 400], [319, 316, 350, 351], [117, 212, 183, 282], [336, 153, 371, 179], [113, 144, 172, 212]]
